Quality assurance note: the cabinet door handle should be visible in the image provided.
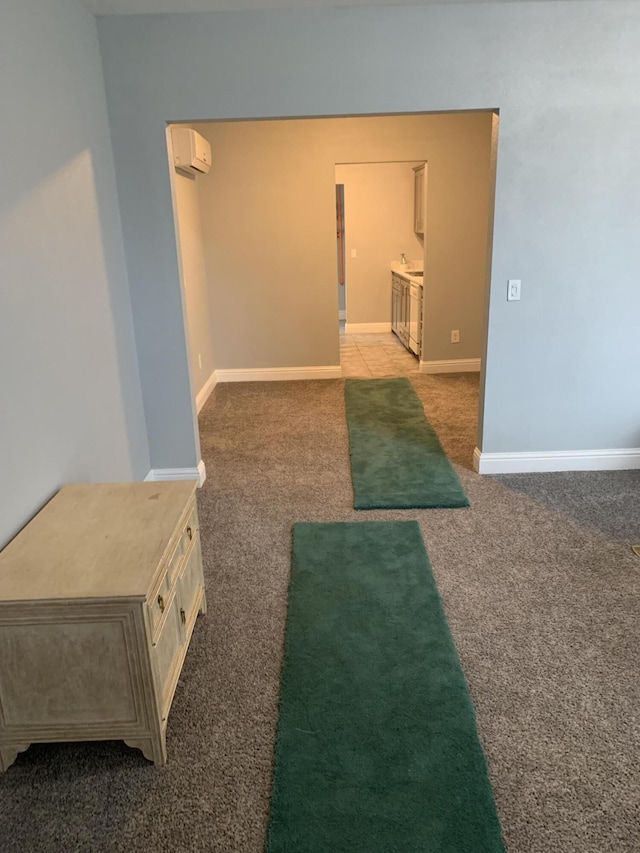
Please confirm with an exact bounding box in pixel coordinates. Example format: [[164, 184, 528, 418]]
[[180, 608, 186, 625], [187, 526, 193, 541], [157, 595, 165, 612]]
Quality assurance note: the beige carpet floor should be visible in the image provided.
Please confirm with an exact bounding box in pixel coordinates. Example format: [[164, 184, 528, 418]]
[[1, 374, 639, 852]]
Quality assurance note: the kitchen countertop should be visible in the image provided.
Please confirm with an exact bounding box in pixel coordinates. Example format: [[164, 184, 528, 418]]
[[390, 262, 424, 284]]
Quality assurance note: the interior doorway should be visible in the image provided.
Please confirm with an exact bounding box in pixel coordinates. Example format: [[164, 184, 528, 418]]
[[166, 110, 498, 470], [335, 160, 426, 379]]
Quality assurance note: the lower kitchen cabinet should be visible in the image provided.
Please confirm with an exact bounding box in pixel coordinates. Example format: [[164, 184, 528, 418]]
[[391, 272, 422, 357]]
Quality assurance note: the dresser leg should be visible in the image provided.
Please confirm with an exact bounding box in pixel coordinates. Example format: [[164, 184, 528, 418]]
[[199, 589, 207, 616], [124, 734, 167, 766], [0, 744, 30, 772]]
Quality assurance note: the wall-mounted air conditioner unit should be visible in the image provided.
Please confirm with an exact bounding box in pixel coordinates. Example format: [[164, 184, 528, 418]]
[[171, 127, 211, 175]]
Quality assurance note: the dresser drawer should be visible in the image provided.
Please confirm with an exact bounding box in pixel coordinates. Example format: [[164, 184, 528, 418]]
[[184, 503, 198, 548], [148, 571, 172, 640], [178, 533, 204, 633], [165, 532, 185, 590], [150, 589, 184, 719], [166, 502, 198, 587]]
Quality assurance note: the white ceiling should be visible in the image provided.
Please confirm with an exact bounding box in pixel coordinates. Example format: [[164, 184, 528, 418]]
[[83, 0, 579, 17]]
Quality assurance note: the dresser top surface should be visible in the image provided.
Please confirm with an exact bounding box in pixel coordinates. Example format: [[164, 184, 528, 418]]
[[0, 482, 197, 602]]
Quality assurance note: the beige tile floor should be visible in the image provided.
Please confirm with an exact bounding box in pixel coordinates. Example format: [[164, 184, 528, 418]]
[[340, 329, 420, 377]]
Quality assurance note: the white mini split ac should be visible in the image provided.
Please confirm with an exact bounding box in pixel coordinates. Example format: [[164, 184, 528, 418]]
[[171, 127, 211, 175]]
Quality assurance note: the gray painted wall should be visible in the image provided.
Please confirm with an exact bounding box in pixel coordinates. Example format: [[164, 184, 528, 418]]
[[0, 0, 150, 548], [98, 1, 640, 457]]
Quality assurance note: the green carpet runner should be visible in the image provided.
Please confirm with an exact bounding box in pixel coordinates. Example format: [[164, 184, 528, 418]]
[[267, 521, 504, 853], [344, 377, 469, 509]]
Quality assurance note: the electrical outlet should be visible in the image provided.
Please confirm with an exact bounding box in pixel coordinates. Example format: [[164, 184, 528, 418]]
[[451, 330, 460, 344], [350, 248, 357, 259], [507, 279, 522, 301], [198, 354, 202, 369]]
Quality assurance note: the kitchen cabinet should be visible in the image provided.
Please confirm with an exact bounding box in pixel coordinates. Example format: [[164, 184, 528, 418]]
[[392, 274, 409, 347], [413, 164, 426, 236], [0, 481, 206, 771], [392, 272, 422, 358]]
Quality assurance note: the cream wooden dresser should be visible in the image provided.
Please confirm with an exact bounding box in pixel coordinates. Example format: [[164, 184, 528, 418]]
[[0, 481, 206, 771]]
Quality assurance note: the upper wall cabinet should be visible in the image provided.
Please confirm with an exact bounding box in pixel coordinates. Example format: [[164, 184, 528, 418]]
[[413, 164, 426, 236]]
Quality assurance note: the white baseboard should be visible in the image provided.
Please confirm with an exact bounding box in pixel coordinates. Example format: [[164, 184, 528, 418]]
[[195, 369, 217, 414], [215, 365, 342, 382], [344, 322, 391, 334], [420, 358, 481, 374], [145, 459, 207, 487], [339, 310, 346, 320], [473, 446, 640, 475]]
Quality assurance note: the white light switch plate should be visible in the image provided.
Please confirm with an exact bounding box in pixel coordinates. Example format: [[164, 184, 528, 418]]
[[350, 249, 357, 259], [507, 279, 521, 301]]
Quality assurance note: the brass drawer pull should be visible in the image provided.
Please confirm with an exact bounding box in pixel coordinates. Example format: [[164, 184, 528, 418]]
[[187, 526, 193, 541], [157, 595, 165, 613], [180, 608, 186, 625]]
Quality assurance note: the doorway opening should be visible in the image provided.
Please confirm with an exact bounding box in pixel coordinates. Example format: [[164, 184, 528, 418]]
[[334, 160, 426, 379], [166, 110, 499, 471]]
